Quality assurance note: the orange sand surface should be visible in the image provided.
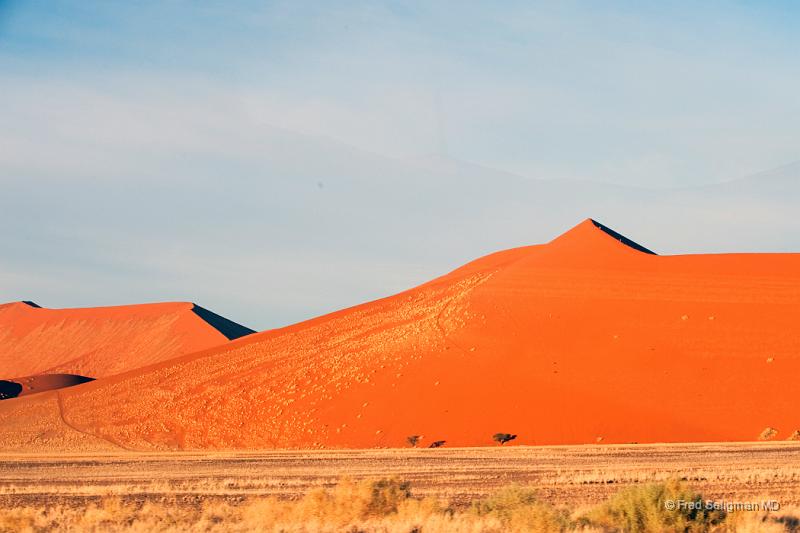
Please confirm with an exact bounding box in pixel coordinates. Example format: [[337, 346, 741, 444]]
[[1, 219, 799, 451], [0, 302, 252, 379]]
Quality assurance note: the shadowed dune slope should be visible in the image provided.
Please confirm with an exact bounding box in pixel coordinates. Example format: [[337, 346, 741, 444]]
[[3, 218, 800, 451], [0, 301, 254, 379], [0, 374, 94, 400]]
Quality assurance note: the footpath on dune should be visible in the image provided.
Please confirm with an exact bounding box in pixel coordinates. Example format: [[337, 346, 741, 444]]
[[2, 218, 800, 451]]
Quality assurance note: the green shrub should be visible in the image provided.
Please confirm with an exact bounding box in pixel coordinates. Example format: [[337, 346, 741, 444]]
[[581, 479, 725, 533], [471, 485, 569, 532], [363, 477, 412, 517]]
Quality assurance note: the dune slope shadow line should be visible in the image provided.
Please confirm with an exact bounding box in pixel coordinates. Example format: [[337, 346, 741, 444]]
[[590, 218, 657, 255], [191, 305, 256, 340]]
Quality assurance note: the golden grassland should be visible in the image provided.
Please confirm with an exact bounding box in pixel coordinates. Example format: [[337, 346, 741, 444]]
[[1, 477, 797, 532], [1, 442, 799, 532]]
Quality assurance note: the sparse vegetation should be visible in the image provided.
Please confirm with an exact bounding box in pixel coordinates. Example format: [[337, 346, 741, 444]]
[[580, 479, 726, 532], [760, 427, 779, 440], [2, 445, 799, 531], [429, 440, 446, 448], [470, 484, 569, 532], [492, 432, 517, 445], [1, 478, 796, 532], [407, 435, 421, 447]]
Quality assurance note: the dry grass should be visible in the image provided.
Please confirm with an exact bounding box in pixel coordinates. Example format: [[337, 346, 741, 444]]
[[2, 444, 799, 531], [3, 443, 800, 508], [579, 479, 725, 532], [0, 478, 798, 533]]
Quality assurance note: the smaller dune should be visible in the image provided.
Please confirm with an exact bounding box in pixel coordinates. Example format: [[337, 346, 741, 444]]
[[0, 374, 95, 400], [0, 301, 255, 379]]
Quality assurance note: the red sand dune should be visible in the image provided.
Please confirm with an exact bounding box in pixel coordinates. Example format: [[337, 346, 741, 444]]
[[2, 219, 800, 451], [0, 301, 254, 379]]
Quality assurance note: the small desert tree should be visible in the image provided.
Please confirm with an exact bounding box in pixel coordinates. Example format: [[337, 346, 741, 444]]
[[406, 435, 421, 447], [429, 440, 446, 448], [493, 433, 517, 445]]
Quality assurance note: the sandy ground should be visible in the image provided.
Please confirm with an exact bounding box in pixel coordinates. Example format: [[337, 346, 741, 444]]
[[1, 442, 798, 510]]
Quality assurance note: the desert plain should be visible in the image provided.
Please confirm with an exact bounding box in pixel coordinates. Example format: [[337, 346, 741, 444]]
[[2, 443, 800, 531], [3, 443, 800, 507]]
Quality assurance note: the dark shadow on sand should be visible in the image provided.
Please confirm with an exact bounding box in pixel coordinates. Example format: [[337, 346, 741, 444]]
[[0, 380, 22, 399], [0, 374, 95, 400], [590, 219, 657, 255], [191, 305, 256, 341]]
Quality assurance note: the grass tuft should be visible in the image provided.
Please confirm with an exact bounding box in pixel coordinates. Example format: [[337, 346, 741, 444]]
[[579, 479, 725, 533]]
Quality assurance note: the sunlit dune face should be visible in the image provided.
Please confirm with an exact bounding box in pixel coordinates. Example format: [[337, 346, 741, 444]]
[[0, 302, 252, 380], [2, 219, 800, 451]]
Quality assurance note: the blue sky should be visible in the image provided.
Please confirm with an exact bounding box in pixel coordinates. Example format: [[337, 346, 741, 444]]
[[1, 1, 800, 328], [3, 1, 800, 185]]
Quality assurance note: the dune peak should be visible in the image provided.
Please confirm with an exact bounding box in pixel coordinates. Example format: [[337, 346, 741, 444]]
[[549, 218, 656, 255], [0, 301, 41, 311]]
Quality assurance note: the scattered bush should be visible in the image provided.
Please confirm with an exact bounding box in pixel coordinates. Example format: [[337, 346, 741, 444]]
[[493, 433, 517, 445], [580, 479, 726, 533], [429, 440, 446, 448], [759, 427, 778, 441], [407, 435, 421, 447], [471, 485, 568, 532], [301, 477, 411, 522], [239, 477, 416, 529]]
